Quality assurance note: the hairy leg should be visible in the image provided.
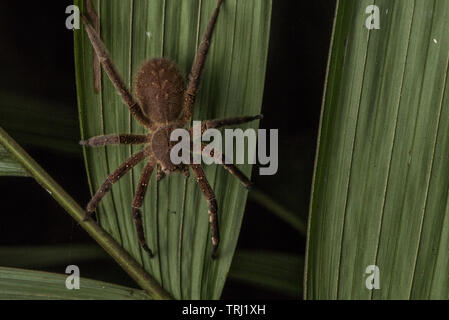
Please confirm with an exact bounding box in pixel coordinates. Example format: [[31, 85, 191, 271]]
[[190, 164, 219, 259], [80, 134, 149, 147], [156, 164, 166, 181], [85, 150, 147, 219], [200, 144, 252, 189], [186, 114, 262, 139], [81, 14, 151, 128], [131, 158, 156, 257], [205, 114, 262, 129], [182, 0, 224, 122], [85, 0, 101, 93]]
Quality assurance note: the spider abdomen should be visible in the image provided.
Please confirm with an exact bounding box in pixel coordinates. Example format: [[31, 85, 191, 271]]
[[134, 58, 186, 124]]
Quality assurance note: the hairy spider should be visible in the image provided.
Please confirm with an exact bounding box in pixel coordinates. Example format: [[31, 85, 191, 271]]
[[80, 0, 261, 259]]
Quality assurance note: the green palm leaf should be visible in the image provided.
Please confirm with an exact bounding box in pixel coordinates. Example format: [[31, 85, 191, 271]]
[[229, 250, 303, 298], [74, 0, 271, 299], [0, 144, 28, 177], [0, 266, 149, 300], [306, 0, 449, 299]]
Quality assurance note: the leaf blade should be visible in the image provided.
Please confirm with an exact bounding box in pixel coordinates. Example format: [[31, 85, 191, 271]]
[[0, 266, 150, 300], [229, 250, 303, 298], [75, 0, 272, 299], [306, 0, 449, 299], [0, 144, 28, 177]]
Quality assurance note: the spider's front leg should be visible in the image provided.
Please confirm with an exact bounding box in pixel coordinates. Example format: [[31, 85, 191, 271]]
[[204, 114, 263, 129], [189, 164, 219, 259], [182, 0, 224, 122], [80, 14, 151, 128], [84, 150, 147, 220]]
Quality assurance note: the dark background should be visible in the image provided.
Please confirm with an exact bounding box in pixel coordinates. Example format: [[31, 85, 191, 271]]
[[0, 0, 334, 299]]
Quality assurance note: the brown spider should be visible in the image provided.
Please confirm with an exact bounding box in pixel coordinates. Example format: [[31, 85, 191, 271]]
[[79, 0, 261, 259]]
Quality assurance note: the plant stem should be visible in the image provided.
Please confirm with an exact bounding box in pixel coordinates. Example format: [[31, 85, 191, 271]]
[[248, 188, 307, 236], [0, 126, 171, 300]]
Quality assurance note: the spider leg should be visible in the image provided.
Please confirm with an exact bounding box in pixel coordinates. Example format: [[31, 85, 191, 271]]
[[182, 0, 224, 122], [205, 114, 263, 129], [200, 144, 252, 189], [85, 149, 147, 219], [80, 134, 149, 147], [131, 157, 156, 257], [80, 14, 150, 128], [156, 164, 166, 181], [189, 164, 219, 259], [85, 0, 101, 92]]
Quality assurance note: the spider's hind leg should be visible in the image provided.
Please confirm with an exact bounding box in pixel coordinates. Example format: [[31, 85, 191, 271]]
[[131, 158, 156, 257], [190, 164, 219, 259], [84, 150, 147, 219]]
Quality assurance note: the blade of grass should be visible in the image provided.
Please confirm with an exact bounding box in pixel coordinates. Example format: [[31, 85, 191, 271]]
[[75, 0, 272, 299], [0, 126, 170, 299], [0, 266, 149, 300]]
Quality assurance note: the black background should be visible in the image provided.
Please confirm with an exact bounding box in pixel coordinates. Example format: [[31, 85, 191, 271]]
[[0, 0, 335, 299]]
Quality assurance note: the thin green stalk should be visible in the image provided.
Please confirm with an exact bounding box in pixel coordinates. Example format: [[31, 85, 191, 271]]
[[249, 188, 307, 235], [0, 126, 171, 300]]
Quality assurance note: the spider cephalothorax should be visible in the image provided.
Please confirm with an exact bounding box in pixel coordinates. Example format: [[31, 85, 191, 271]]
[[80, 0, 261, 259]]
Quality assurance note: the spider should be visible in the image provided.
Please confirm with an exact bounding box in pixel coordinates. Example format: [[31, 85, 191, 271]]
[[79, 0, 261, 259]]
